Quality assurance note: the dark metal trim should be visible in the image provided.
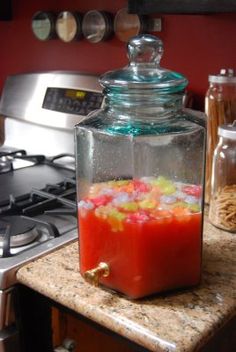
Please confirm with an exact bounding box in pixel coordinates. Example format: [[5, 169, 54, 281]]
[[128, 0, 236, 15]]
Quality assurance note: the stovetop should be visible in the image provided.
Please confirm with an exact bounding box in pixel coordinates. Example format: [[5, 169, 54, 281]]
[[0, 147, 75, 202], [0, 147, 78, 290], [0, 71, 103, 291]]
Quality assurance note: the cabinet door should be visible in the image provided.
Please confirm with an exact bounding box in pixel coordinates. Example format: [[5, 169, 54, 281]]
[[52, 307, 139, 352]]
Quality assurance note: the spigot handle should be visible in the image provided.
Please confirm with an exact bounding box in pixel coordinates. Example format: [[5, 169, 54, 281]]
[[84, 262, 110, 286]]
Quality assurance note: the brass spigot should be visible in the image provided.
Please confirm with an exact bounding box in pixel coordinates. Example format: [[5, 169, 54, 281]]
[[84, 262, 110, 286]]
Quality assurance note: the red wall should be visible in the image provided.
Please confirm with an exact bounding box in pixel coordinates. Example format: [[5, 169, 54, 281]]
[[0, 0, 236, 110]]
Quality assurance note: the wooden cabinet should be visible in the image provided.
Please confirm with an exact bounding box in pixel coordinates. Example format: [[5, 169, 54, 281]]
[[52, 307, 139, 352], [128, 0, 236, 14], [52, 307, 236, 352], [16, 285, 235, 352]]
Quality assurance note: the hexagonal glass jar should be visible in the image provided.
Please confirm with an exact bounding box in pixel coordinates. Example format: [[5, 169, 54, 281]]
[[75, 35, 206, 299]]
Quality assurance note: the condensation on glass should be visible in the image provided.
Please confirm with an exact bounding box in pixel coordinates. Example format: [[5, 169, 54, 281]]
[[75, 35, 206, 299]]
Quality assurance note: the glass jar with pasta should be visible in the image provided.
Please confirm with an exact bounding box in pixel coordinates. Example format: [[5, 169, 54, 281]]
[[205, 69, 236, 203], [209, 124, 236, 232]]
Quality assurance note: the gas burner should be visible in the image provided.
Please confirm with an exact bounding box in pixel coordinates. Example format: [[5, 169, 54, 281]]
[[0, 216, 40, 248]]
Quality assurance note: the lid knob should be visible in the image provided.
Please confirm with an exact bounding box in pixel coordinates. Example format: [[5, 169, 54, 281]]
[[127, 34, 163, 65], [99, 34, 187, 90]]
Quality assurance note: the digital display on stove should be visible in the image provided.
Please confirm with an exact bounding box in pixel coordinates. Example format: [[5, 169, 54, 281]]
[[42, 87, 103, 116]]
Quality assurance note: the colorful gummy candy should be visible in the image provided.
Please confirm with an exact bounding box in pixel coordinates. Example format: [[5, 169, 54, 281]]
[[78, 176, 202, 232]]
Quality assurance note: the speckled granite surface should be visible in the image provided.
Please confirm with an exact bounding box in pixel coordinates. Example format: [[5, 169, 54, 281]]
[[17, 215, 236, 352]]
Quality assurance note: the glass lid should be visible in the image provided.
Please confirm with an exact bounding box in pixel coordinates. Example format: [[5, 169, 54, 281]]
[[100, 34, 188, 91]]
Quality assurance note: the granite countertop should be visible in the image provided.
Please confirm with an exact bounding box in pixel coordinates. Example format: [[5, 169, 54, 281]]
[[17, 214, 236, 352]]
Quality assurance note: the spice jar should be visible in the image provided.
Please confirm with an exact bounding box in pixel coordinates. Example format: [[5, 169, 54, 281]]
[[205, 69, 236, 203], [209, 124, 236, 232], [75, 35, 206, 299]]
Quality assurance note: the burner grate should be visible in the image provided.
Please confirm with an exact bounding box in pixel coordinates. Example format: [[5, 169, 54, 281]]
[[23, 179, 76, 217], [0, 149, 46, 174], [0, 149, 26, 157], [0, 178, 76, 217]]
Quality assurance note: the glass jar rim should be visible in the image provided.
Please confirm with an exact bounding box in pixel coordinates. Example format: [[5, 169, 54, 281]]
[[218, 124, 236, 140], [209, 68, 236, 84], [209, 76, 236, 84]]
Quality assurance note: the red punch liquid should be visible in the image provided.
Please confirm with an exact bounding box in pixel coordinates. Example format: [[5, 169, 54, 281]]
[[78, 177, 203, 299]]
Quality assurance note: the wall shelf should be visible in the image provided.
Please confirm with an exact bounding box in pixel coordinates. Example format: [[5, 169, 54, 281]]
[[0, 0, 12, 20], [128, 0, 236, 15]]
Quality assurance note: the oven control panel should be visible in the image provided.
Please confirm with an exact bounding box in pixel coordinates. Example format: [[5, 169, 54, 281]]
[[0, 71, 103, 129], [42, 87, 103, 116]]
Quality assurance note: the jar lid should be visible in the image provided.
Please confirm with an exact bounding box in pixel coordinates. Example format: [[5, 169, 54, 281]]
[[209, 68, 236, 84], [99, 34, 188, 91], [218, 123, 236, 139]]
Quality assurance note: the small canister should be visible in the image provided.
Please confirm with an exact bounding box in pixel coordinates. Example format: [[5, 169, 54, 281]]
[[209, 123, 236, 232], [205, 69, 236, 203]]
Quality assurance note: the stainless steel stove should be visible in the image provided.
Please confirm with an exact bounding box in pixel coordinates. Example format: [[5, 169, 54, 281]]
[[0, 71, 103, 351]]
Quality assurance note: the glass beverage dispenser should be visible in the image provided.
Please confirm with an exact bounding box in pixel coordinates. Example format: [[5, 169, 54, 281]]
[[75, 35, 205, 299]]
